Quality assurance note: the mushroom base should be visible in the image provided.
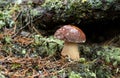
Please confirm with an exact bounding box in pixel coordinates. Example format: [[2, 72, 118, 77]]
[[61, 42, 80, 61]]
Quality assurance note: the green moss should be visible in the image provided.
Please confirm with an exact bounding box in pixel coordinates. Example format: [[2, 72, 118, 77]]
[[88, 0, 115, 10], [78, 44, 120, 77], [96, 46, 120, 65], [69, 71, 82, 78], [11, 63, 21, 70], [33, 35, 63, 57], [0, 3, 20, 29], [41, 0, 91, 23], [41, 0, 116, 23]]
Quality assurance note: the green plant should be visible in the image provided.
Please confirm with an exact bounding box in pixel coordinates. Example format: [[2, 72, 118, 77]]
[[96, 46, 120, 66], [0, 73, 5, 78], [69, 71, 82, 78], [33, 35, 63, 56], [0, 2, 20, 29]]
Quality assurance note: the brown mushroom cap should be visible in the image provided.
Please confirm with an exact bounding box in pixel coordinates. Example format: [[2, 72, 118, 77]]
[[54, 25, 86, 43]]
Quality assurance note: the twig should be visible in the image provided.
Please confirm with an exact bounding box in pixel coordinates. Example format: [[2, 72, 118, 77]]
[[14, 11, 22, 22], [12, 15, 43, 38]]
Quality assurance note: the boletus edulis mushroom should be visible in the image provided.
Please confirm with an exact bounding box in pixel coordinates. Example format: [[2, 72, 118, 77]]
[[54, 25, 86, 61]]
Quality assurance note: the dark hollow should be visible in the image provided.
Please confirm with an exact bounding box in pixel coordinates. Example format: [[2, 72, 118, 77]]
[[79, 18, 120, 43]]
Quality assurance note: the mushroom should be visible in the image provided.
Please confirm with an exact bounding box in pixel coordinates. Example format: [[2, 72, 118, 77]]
[[54, 25, 86, 61]]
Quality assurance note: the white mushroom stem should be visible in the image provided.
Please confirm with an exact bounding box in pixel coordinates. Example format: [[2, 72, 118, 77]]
[[61, 42, 80, 61]]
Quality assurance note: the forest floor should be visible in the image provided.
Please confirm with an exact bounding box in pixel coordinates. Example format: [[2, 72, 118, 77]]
[[0, 1, 120, 78], [0, 25, 120, 78]]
